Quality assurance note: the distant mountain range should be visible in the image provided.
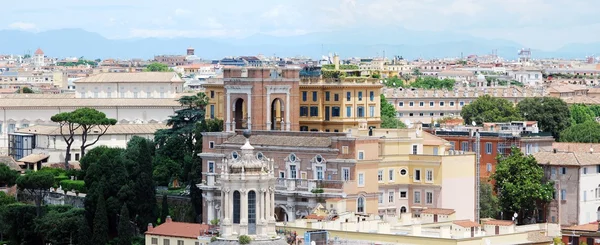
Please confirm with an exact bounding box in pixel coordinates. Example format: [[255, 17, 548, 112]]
[[0, 28, 598, 60]]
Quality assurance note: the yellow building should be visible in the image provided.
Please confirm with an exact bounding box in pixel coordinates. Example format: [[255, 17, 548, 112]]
[[202, 66, 382, 132], [342, 123, 476, 221], [298, 76, 382, 132]]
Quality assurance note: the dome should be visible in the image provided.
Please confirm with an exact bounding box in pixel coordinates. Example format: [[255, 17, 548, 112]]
[[477, 74, 486, 81], [228, 130, 268, 173]]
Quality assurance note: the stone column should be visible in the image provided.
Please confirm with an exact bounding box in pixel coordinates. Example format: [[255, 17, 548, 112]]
[[240, 189, 248, 235], [247, 93, 252, 130], [226, 92, 232, 132], [285, 91, 291, 131], [258, 189, 264, 222], [286, 196, 296, 222], [207, 192, 215, 222], [266, 92, 271, 130]]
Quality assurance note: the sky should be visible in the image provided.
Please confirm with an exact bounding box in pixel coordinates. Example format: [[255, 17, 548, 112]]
[[2, 0, 599, 50]]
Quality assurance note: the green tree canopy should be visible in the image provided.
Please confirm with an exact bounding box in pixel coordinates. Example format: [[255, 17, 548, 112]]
[[517, 97, 571, 138], [144, 62, 171, 72], [160, 194, 169, 224], [81, 147, 128, 235], [383, 75, 404, 88], [380, 94, 406, 129], [51, 111, 82, 168], [35, 206, 84, 244], [51, 108, 117, 167], [21, 87, 34, 93], [461, 95, 522, 125], [117, 204, 132, 245], [559, 121, 600, 143], [92, 194, 109, 245], [492, 148, 554, 221], [0, 204, 42, 244], [480, 182, 500, 219], [409, 77, 455, 90], [68, 108, 118, 157], [0, 164, 19, 187], [16, 171, 54, 216], [77, 217, 92, 245], [570, 104, 595, 125]]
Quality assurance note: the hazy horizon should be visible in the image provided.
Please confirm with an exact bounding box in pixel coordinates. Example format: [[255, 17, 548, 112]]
[[3, 0, 600, 51]]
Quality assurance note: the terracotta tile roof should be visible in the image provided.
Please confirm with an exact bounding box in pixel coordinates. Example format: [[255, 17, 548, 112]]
[[533, 152, 600, 166], [484, 220, 515, 226], [18, 154, 49, 163], [421, 208, 455, 215], [422, 132, 448, 146], [0, 156, 21, 171], [45, 162, 81, 170], [437, 70, 474, 77], [0, 97, 182, 107], [305, 214, 326, 221], [16, 124, 169, 136], [554, 142, 600, 153], [34, 48, 44, 55], [547, 84, 588, 93], [146, 221, 210, 239], [74, 72, 183, 83], [560, 96, 600, 104], [224, 135, 332, 148], [453, 220, 480, 228], [564, 222, 599, 232], [527, 231, 553, 243]]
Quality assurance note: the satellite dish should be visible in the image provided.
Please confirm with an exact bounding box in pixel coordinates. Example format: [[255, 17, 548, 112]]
[[472, 121, 476, 126], [513, 212, 518, 218]]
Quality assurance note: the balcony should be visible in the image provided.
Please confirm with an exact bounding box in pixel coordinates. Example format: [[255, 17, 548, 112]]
[[198, 173, 348, 197]]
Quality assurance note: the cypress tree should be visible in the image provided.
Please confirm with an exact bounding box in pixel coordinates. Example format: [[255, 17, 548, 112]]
[[117, 204, 132, 245], [91, 195, 108, 245], [77, 217, 92, 245], [160, 194, 169, 224]]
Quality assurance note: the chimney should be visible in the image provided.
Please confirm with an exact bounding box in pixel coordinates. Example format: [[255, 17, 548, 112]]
[[147, 223, 154, 232], [166, 216, 173, 223]]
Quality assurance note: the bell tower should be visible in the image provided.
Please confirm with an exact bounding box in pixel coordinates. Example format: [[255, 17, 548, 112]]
[[215, 130, 286, 244]]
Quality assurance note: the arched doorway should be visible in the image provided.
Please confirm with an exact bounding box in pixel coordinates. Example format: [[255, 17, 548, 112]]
[[234, 98, 246, 130], [274, 206, 288, 222], [271, 98, 284, 130]]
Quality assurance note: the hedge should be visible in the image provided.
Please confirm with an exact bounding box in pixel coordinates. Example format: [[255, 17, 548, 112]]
[[60, 180, 86, 193]]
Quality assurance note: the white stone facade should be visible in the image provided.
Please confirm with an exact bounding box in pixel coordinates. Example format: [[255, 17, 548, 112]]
[[579, 166, 600, 225]]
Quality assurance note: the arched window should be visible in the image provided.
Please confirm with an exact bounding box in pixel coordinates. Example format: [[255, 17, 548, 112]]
[[232, 151, 239, 160], [357, 196, 365, 213], [233, 191, 241, 224], [248, 191, 256, 234], [400, 206, 407, 213]]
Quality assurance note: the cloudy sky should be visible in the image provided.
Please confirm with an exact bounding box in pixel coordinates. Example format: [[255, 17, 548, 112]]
[[2, 0, 598, 50]]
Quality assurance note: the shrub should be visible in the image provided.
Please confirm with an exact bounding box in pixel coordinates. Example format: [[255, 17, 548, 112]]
[[60, 180, 86, 193], [210, 236, 218, 242], [39, 167, 66, 176], [54, 175, 69, 185], [239, 235, 251, 244]]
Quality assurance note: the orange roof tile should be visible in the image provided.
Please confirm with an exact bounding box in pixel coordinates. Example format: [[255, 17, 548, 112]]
[[305, 214, 326, 221], [146, 221, 210, 239], [484, 220, 515, 226], [34, 48, 44, 55], [453, 220, 480, 228], [564, 222, 598, 232], [422, 208, 455, 215]]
